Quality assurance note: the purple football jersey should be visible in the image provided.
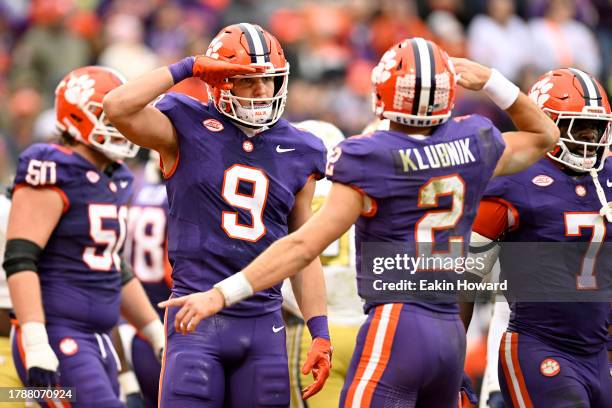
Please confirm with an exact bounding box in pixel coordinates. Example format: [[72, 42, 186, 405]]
[[14, 143, 133, 331], [155, 94, 326, 317], [125, 182, 171, 320], [484, 157, 612, 354], [328, 115, 505, 313]]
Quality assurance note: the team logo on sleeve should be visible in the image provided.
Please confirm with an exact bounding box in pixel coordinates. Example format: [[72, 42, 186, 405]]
[[109, 181, 117, 193], [531, 175, 554, 187], [575, 184, 587, 197], [59, 337, 79, 356], [203, 118, 224, 132], [540, 358, 560, 377]]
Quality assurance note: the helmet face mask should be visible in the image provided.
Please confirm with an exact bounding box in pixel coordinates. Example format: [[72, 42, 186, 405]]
[[529, 68, 612, 172], [206, 24, 289, 128], [55, 66, 139, 161]]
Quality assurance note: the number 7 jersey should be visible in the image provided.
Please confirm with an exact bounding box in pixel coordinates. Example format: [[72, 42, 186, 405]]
[[326, 115, 506, 313], [13, 143, 133, 332]]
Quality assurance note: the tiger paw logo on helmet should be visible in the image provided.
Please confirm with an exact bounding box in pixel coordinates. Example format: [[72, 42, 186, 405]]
[[64, 74, 96, 108], [528, 77, 554, 109], [371, 48, 398, 85], [206, 36, 223, 60]]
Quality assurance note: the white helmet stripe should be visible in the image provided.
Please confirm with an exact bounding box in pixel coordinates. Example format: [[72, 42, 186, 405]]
[[414, 38, 432, 116], [240, 23, 266, 65], [569, 68, 601, 107]]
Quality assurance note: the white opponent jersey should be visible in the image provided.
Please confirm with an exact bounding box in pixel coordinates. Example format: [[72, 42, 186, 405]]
[[282, 121, 364, 326]]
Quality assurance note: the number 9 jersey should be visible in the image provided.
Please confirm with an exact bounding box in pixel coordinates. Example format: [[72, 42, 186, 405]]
[[13, 143, 133, 332]]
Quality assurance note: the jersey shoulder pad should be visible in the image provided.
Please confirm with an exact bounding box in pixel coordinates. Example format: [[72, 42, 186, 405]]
[[326, 134, 384, 197], [14, 143, 79, 189], [153, 92, 209, 117]]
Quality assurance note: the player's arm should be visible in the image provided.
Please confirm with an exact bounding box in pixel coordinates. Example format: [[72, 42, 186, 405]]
[[451, 58, 560, 176], [103, 56, 263, 169], [159, 182, 362, 326], [287, 178, 327, 323], [286, 178, 331, 400], [119, 263, 164, 361], [4, 186, 64, 386]]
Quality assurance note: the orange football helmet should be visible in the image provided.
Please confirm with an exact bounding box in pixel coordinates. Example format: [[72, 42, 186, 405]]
[[205, 23, 289, 127], [371, 37, 456, 127], [528, 68, 612, 172], [55, 66, 139, 161]]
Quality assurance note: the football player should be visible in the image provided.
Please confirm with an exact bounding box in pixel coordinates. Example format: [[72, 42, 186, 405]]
[[468, 68, 612, 407], [282, 120, 364, 408], [119, 149, 172, 407], [103, 23, 331, 407], [4, 66, 165, 407], [162, 38, 559, 407]]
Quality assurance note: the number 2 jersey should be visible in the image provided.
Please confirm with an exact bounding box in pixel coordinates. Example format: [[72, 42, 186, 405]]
[[14, 143, 133, 332], [476, 157, 612, 354], [327, 115, 506, 314], [155, 94, 326, 317]]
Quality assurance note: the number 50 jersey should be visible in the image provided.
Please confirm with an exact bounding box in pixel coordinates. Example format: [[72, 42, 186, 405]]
[[13, 143, 133, 332]]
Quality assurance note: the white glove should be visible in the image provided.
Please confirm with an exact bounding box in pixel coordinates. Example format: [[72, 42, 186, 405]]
[[21, 322, 60, 387]]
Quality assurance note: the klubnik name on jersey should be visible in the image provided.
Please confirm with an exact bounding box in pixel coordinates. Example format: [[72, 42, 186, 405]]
[[394, 138, 476, 172]]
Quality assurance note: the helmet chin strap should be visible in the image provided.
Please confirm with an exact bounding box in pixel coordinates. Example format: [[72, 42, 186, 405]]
[[589, 168, 612, 222]]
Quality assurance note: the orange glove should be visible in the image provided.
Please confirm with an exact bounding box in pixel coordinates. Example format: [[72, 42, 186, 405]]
[[300, 337, 332, 400], [192, 55, 264, 90]]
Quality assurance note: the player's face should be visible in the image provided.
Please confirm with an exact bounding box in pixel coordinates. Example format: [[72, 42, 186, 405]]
[[230, 76, 275, 106], [559, 119, 606, 156]]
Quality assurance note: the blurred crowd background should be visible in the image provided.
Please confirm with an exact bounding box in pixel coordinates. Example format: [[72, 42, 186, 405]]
[[0, 0, 610, 394], [0, 0, 610, 184]]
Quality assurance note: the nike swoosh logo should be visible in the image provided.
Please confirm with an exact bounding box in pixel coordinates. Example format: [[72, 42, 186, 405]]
[[607, 179, 612, 188], [272, 325, 285, 333], [276, 145, 295, 153]]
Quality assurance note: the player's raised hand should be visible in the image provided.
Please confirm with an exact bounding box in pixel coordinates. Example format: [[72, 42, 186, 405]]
[[451, 57, 492, 91], [158, 289, 225, 335], [21, 322, 61, 387], [192, 55, 266, 91], [301, 337, 332, 400]]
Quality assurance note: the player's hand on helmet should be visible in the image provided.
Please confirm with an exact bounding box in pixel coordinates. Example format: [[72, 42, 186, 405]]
[[158, 289, 225, 335], [487, 391, 506, 408], [451, 57, 492, 91], [21, 322, 60, 387], [459, 372, 479, 407], [301, 337, 332, 400], [192, 55, 265, 91]]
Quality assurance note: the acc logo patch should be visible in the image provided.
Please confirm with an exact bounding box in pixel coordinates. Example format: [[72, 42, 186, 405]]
[[59, 337, 79, 356], [540, 358, 560, 377], [86, 170, 100, 184], [242, 140, 254, 153], [203, 119, 224, 132], [532, 175, 554, 187], [575, 185, 587, 197]]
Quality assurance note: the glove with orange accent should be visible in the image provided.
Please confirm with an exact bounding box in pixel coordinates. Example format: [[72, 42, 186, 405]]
[[168, 56, 264, 90], [301, 316, 332, 400], [460, 372, 479, 406], [301, 337, 332, 400]]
